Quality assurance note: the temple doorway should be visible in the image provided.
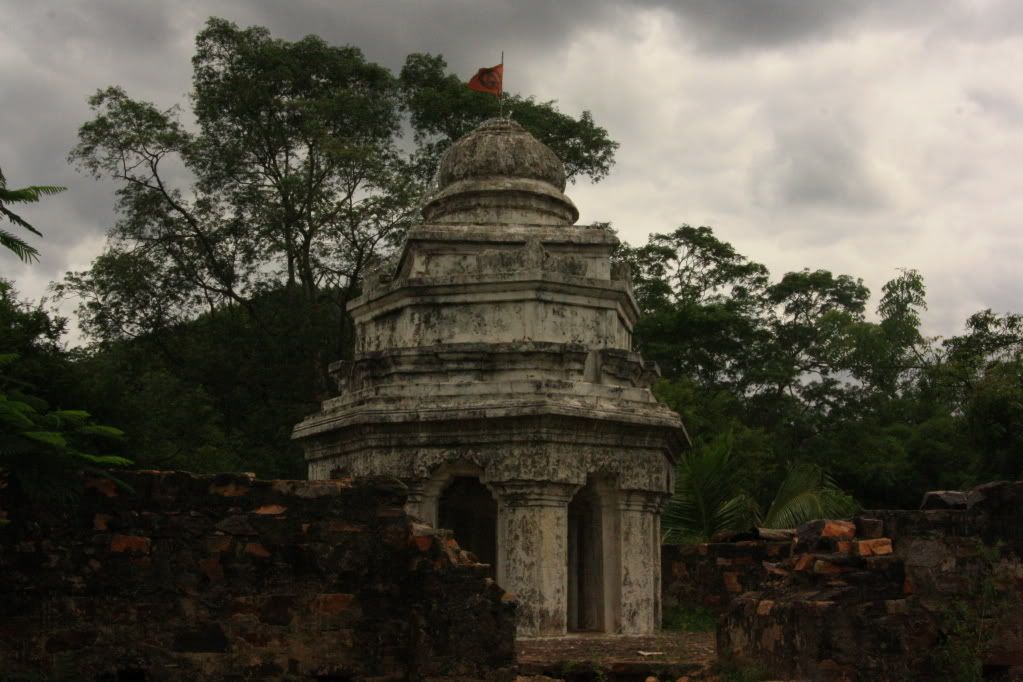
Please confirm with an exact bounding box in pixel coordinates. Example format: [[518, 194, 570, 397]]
[[567, 477, 619, 632], [437, 476, 497, 578]]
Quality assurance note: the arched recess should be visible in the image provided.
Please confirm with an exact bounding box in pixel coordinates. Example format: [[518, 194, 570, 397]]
[[438, 476, 497, 577], [423, 462, 498, 578], [567, 474, 621, 633]]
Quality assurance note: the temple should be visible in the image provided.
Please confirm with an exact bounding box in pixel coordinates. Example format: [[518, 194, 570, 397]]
[[293, 118, 688, 636]]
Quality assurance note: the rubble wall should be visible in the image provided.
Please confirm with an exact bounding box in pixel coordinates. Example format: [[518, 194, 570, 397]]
[[715, 482, 1023, 681], [662, 539, 792, 612], [0, 471, 515, 681]]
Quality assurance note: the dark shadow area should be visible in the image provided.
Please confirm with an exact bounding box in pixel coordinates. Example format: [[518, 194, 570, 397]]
[[438, 476, 497, 577]]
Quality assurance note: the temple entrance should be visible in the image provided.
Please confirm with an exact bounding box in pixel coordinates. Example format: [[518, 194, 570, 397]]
[[437, 476, 497, 578], [567, 477, 619, 632]]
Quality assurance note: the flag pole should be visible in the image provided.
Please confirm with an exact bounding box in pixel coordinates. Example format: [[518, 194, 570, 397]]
[[499, 51, 505, 118]]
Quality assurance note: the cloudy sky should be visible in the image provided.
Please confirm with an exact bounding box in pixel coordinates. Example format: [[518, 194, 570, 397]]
[[2, 0, 1022, 340]]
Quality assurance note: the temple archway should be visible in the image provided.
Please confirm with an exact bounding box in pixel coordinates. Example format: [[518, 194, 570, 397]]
[[438, 476, 497, 577]]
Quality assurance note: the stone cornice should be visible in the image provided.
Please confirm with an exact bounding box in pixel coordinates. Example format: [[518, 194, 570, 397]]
[[349, 271, 641, 328], [487, 480, 580, 507]]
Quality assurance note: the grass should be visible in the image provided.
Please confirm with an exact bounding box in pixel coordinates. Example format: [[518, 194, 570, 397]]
[[717, 662, 774, 682], [661, 603, 718, 632]]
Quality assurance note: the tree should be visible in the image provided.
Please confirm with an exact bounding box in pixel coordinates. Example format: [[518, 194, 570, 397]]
[[0, 168, 65, 263], [624, 225, 769, 387], [62, 18, 619, 475], [0, 281, 129, 502]]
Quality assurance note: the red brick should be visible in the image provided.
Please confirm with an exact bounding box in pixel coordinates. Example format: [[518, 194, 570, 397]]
[[253, 504, 287, 515], [813, 560, 849, 575], [835, 541, 853, 554], [413, 535, 434, 553], [723, 572, 742, 593], [820, 520, 856, 540], [325, 519, 365, 533], [209, 481, 248, 497], [311, 593, 356, 615], [204, 535, 233, 554], [110, 535, 150, 555], [244, 542, 271, 558], [93, 513, 111, 531], [199, 557, 224, 582], [855, 538, 893, 557], [794, 554, 815, 572], [756, 599, 775, 616]]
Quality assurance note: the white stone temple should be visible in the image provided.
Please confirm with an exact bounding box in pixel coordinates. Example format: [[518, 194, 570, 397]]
[[293, 118, 688, 636]]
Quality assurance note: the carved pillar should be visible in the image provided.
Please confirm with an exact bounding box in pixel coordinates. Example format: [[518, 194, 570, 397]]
[[490, 481, 578, 636], [618, 490, 669, 634]]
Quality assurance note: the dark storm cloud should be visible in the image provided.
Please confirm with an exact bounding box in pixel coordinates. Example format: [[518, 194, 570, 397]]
[[201, 0, 624, 71], [658, 0, 877, 52]]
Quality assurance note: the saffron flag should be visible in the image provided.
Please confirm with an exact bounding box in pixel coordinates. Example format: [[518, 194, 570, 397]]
[[468, 64, 503, 97]]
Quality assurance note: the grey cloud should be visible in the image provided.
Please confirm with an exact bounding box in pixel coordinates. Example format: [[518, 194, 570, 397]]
[[659, 0, 877, 53], [751, 120, 889, 213], [968, 88, 1023, 126]]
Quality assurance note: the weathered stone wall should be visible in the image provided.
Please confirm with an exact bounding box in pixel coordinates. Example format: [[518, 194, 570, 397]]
[[662, 537, 792, 611], [0, 470, 515, 681], [716, 482, 1023, 681]]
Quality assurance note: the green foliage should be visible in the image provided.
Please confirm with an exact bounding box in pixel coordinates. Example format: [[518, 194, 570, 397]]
[[662, 434, 858, 542], [0, 353, 129, 502], [661, 603, 717, 632], [634, 222, 1023, 511], [929, 543, 1017, 682], [759, 464, 859, 529], [662, 433, 756, 543], [0, 167, 65, 263]]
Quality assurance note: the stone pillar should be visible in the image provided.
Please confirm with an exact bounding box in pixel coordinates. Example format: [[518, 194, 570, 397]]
[[594, 479, 622, 633], [618, 490, 668, 634], [490, 481, 578, 636]]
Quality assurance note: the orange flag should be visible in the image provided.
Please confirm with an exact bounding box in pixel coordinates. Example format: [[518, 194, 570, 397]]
[[468, 64, 503, 97]]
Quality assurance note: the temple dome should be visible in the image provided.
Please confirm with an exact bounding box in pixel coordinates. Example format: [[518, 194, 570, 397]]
[[435, 118, 567, 191], [422, 117, 579, 225]]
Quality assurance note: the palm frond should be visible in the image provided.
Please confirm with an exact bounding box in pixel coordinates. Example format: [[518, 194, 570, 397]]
[[0, 228, 40, 263], [760, 463, 859, 528], [0, 206, 43, 235], [662, 432, 757, 542]]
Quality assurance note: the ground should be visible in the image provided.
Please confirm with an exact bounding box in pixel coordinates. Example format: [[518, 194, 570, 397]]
[[516, 632, 717, 679]]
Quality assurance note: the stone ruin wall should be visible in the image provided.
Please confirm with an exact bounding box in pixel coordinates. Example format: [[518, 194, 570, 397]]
[[661, 480, 1023, 681], [0, 470, 515, 681]]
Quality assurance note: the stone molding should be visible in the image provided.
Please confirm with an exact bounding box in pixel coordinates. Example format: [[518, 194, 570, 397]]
[[488, 480, 581, 508]]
